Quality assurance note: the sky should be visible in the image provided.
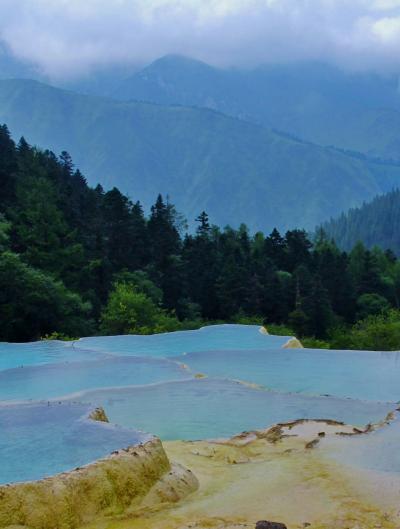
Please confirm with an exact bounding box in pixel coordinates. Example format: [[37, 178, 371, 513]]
[[1, 0, 400, 79]]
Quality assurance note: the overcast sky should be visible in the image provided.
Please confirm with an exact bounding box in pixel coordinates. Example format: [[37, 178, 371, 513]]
[[1, 0, 400, 79]]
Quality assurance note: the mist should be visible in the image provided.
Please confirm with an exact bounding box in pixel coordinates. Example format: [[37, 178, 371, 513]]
[[1, 0, 400, 80]]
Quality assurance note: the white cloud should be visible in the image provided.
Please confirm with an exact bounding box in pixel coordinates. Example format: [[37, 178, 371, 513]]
[[372, 16, 400, 42], [0, 0, 400, 79], [373, 0, 400, 10]]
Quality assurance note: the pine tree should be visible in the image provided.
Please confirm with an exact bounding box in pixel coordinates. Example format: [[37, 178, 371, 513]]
[[0, 124, 17, 209], [265, 228, 286, 269], [102, 187, 137, 271], [303, 275, 334, 338], [195, 211, 211, 236]]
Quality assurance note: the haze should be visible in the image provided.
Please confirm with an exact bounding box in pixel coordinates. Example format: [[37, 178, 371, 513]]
[[1, 0, 400, 80]]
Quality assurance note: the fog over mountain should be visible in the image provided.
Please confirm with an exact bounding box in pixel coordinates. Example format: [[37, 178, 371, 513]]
[[1, 0, 400, 80]]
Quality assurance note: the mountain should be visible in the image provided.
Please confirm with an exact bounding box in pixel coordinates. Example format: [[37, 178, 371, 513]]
[[0, 45, 41, 80], [113, 55, 400, 160], [0, 43, 141, 97], [322, 189, 400, 254], [0, 78, 400, 232], [60, 64, 142, 97]]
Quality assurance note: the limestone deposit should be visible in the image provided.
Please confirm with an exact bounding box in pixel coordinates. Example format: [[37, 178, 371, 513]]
[[0, 438, 198, 529], [282, 337, 303, 349], [86, 420, 400, 529]]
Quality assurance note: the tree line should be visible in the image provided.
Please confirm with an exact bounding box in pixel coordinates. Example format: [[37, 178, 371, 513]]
[[322, 188, 400, 255], [1, 123, 400, 348]]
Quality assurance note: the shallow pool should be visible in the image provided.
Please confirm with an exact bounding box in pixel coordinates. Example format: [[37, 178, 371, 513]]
[[0, 402, 151, 484], [174, 348, 400, 401], [75, 324, 290, 358], [1, 324, 400, 483], [74, 378, 395, 441], [321, 412, 400, 474], [0, 341, 100, 371], [0, 356, 190, 401]]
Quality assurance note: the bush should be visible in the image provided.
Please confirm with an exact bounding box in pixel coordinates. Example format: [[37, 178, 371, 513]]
[[266, 323, 295, 336], [302, 337, 331, 349], [0, 252, 92, 341], [41, 332, 77, 341], [288, 308, 309, 337], [330, 309, 400, 351], [232, 314, 264, 326], [356, 293, 390, 320], [100, 281, 181, 335]]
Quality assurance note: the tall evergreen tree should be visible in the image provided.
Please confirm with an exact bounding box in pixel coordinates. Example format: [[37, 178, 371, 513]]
[[265, 228, 286, 269], [0, 125, 17, 209]]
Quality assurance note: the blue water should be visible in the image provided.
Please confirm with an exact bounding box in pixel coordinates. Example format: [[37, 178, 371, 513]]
[[75, 378, 395, 441], [322, 412, 400, 474], [75, 325, 289, 357], [1, 324, 400, 483], [0, 356, 190, 401], [174, 348, 400, 401], [0, 340, 100, 370], [0, 402, 151, 485]]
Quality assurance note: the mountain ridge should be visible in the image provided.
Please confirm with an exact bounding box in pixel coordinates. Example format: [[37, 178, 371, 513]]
[[113, 55, 400, 160], [1, 77, 400, 232]]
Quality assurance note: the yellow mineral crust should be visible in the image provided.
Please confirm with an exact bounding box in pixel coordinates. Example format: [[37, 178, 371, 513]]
[[282, 337, 304, 349], [90, 421, 400, 529], [0, 438, 198, 529], [88, 406, 109, 423]]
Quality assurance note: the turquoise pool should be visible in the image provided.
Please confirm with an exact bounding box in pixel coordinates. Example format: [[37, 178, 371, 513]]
[[1, 325, 400, 484], [75, 324, 290, 357], [0, 402, 151, 484], [74, 378, 394, 441]]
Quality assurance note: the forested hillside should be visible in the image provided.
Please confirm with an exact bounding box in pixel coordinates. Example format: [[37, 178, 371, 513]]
[[322, 189, 400, 254], [114, 56, 400, 161], [0, 79, 400, 233], [2, 123, 400, 346]]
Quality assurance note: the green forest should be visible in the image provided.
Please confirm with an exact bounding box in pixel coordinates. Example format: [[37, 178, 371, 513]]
[[1, 123, 400, 349], [323, 188, 400, 255]]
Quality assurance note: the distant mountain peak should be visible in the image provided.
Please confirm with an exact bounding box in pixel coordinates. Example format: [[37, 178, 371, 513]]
[[147, 54, 213, 69], [136, 54, 216, 82]]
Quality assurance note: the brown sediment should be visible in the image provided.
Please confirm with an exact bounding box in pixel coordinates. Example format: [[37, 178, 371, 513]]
[[88, 406, 109, 423], [86, 419, 400, 529], [232, 379, 265, 391], [305, 439, 320, 449], [0, 438, 198, 529], [225, 419, 351, 447], [336, 410, 397, 437]]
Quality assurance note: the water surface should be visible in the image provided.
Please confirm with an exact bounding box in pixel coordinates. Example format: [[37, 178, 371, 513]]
[[75, 325, 289, 358], [0, 356, 190, 401], [75, 378, 394, 440], [0, 341, 100, 371], [0, 402, 151, 484], [1, 325, 400, 483], [175, 348, 400, 401]]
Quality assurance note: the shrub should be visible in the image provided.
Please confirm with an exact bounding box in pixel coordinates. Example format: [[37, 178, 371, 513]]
[[100, 281, 181, 335]]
